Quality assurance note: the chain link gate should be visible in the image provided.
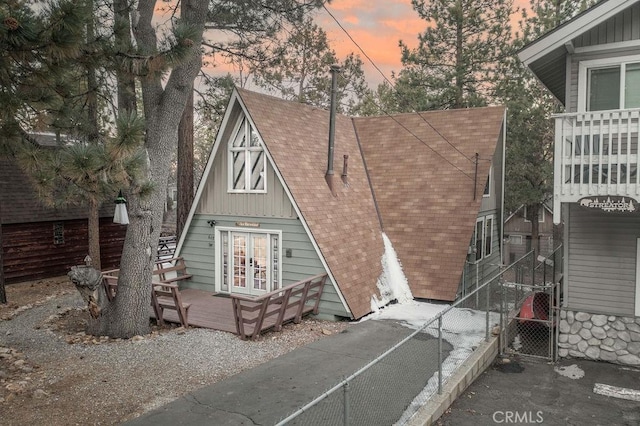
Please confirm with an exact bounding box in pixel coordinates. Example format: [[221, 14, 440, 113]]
[[502, 246, 562, 361]]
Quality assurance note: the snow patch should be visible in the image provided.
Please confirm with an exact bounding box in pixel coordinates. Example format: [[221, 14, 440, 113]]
[[555, 364, 585, 380], [371, 233, 413, 312], [395, 305, 501, 425]]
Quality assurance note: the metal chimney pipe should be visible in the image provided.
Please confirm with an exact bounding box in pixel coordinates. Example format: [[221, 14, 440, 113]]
[[342, 155, 349, 178], [326, 65, 340, 189]]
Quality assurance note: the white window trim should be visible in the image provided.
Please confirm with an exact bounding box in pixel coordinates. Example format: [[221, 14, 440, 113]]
[[483, 165, 492, 198], [227, 116, 267, 194], [472, 215, 495, 263], [472, 217, 484, 263], [214, 226, 282, 294], [485, 215, 494, 258], [509, 235, 523, 245], [578, 54, 640, 112]]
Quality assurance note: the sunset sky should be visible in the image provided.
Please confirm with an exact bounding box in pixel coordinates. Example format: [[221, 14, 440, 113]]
[[316, 0, 531, 87]]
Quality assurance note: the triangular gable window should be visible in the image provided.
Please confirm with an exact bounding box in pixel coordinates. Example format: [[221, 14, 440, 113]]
[[228, 115, 266, 193]]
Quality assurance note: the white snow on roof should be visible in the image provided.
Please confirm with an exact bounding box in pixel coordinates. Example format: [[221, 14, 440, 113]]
[[370, 233, 413, 312]]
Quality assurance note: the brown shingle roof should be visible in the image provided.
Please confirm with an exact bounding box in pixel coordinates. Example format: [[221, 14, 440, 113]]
[[237, 89, 384, 319], [354, 108, 505, 301], [236, 88, 505, 315]]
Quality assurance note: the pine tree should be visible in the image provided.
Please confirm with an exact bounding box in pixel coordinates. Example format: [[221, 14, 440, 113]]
[[498, 0, 598, 255], [251, 17, 371, 114], [393, 0, 515, 111], [0, 0, 87, 303]]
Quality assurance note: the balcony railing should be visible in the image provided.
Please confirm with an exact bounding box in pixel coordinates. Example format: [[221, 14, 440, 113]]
[[553, 109, 640, 222]]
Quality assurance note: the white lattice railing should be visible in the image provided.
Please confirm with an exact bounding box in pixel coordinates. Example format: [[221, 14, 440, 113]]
[[553, 109, 640, 222]]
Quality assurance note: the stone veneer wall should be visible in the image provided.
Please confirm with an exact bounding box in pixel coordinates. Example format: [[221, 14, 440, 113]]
[[558, 310, 640, 366]]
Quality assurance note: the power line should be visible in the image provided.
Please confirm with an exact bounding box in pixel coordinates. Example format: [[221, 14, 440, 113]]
[[322, 3, 479, 167]]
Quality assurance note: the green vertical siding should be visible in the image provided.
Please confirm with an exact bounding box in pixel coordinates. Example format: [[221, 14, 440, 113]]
[[181, 214, 350, 318], [196, 109, 297, 219]]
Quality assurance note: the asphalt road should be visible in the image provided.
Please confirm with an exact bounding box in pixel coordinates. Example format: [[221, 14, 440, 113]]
[[438, 357, 640, 426]]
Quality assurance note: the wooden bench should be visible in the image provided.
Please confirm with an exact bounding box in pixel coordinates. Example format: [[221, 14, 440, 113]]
[[101, 269, 121, 302], [151, 281, 191, 328], [100, 268, 191, 328], [153, 257, 193, 284], [231, 273, 327, 340]]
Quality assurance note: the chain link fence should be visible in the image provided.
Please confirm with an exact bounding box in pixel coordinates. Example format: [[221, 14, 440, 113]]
[[503, 246, 562, 360], [277, 246, 563, 425]]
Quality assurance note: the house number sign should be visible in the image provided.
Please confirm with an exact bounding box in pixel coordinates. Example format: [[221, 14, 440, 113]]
[[578, 196, 638, 213], [236, 221, 260, 228]]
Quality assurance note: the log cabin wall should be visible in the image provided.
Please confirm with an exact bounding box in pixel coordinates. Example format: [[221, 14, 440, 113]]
[[2, 218, 125, 283]]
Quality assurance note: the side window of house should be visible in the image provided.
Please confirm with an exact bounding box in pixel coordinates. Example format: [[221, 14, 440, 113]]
[[483, 166, 492, 197], [228, 117, 266, 193], [485, 216, 493, 257], [474, 215, 494, 262], [53, 222, 64, 245], [475, 219, 483, 261]]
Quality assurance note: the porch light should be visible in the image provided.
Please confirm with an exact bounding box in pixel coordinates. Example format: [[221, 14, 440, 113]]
[[113, 190, 129, 225]]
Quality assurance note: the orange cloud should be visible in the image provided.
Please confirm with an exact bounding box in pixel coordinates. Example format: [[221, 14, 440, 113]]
[[321, 0, 535, 87]]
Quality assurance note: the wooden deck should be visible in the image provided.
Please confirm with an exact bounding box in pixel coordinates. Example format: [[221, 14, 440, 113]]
[[151, 284, 326, 338], [151, 289, 238, 333]]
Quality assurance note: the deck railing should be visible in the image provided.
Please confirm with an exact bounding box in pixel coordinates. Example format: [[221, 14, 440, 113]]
[[553, 109, 640, 221], [230, 273, 327, 340]]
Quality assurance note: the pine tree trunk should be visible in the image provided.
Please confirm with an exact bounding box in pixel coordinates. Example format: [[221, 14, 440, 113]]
[[177, 91, 194, 239], [83, 0, 209, 339], [531, 204, 540, 257], [88, 198, 102, 271], [0, 202, 6, 304], [114, 0, 136, 113], [86, 0, 102, 271], [454, 1, 464, 109]]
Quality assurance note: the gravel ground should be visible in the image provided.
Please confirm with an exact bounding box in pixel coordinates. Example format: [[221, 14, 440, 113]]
[[0, 279, 350, 425]]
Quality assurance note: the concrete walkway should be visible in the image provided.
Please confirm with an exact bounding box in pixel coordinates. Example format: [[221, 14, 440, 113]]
[[125, 320, 450, 426]]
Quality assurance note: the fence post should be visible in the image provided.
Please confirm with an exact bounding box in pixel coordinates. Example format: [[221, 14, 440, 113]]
[[500, 278, 505, 355], [438, 315, 443, 395], [485, 279, 490, 342], [343, 381, 350, 426], [475, 262, 480, 307]]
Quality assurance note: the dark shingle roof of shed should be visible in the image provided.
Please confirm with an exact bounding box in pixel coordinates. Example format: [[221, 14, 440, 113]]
[[1, 147, 116, 225]]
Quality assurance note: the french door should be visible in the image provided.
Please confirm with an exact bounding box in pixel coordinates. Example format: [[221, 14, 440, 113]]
[[218, 228, 280, 297]]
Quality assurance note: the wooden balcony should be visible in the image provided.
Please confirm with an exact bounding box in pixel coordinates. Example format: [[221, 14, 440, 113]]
[[553, 109, 640, 223]]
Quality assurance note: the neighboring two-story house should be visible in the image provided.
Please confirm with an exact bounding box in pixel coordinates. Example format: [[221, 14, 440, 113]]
[[504, 203, 556, 264], [176, 87, 505, 320], [519, 0, 640, 365]]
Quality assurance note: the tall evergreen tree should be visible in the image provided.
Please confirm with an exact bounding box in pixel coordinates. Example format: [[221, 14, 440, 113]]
[[251, 16, 371, 114], [498, 0, 597, 254], [392, 0, 515, 111], [1, 0, 87, 303]]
